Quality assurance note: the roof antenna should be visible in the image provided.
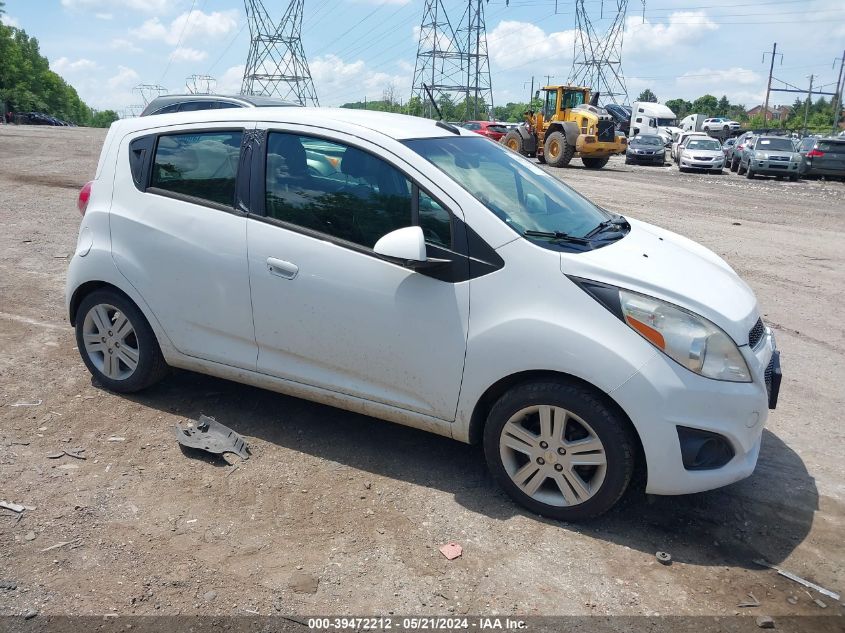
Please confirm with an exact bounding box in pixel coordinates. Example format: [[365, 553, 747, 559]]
[[423, 83, 460, 135]]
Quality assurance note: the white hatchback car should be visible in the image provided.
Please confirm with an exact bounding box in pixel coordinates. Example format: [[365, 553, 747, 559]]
[[67, 108, 781, 520]]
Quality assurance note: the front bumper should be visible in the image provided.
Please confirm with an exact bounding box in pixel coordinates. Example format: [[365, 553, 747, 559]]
[[577, 137, 626, 157], [627, 152, 664, 163], [680, 158, 724, 170], [751, 159, 800, 175], [610, 328, 778, 495]]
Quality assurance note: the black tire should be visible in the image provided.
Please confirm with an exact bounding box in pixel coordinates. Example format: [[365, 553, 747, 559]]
[[624, 157, 631, 165], [75, 289, 168, 393], [679, 167, 686, 173], [483, 380, 636, 521], [730, 157, 739, 172], [581, 156, 610, 169], [789, 175, 798, 182], [745, 167, 754, 179], [544, 131, 575, 167], [738, 162, 746, 175], [502, 129, 529, 156], [537, 152, 546, 164]]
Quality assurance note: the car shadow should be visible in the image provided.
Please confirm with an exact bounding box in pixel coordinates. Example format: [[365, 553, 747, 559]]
[[125, 369, 817, 569]]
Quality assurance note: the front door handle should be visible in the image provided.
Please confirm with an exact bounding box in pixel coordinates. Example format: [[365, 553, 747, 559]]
[[267, 257, 299, 280]]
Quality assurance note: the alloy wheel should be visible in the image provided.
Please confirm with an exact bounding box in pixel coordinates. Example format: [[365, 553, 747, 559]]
[[499, 405, 607, 507], [81, 303, 139, 380]]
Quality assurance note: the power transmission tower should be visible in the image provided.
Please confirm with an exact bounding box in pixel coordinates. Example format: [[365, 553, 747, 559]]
[[133, 84, 168, 106], [186, 75, 217, 95], [410, 0, 493, 120], [241, 0, 319, 106], [568, 0, 636, 105]]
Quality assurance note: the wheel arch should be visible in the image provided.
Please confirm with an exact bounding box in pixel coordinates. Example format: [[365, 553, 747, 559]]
[[547, 121, 580, 146], [467, 370, 644, 461], [69, 280, 128, 326]]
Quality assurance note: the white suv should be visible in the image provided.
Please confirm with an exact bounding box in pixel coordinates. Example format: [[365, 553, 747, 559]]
[[67, 108, 781, 520], [702, 117, 741, 133]]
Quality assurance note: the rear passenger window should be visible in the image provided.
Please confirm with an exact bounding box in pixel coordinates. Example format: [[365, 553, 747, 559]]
[[151, 131, 243, 207], [265, 132, 414, 248]]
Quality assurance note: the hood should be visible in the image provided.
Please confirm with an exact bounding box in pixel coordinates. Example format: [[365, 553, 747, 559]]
[[560, 218, 758, 344]]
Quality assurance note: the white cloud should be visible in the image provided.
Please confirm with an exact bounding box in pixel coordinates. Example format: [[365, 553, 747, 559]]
[[133, 10, 239, 46], [309, 54, 407, 105], [108, 65, 141, 91], [677, 67, 761, 87], [1, 14, 20, 28], [51, 57, 99, 74], [487, 21, 576, 71], [170, 47, 208, 63], [624, 11, 717, 54], [109, 38, 143, 54], [95, 13, 113, 20], [216, 65, 246, 94], [61, 0, 171, 13]]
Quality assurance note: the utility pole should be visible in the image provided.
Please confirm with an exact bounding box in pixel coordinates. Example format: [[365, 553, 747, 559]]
[[762, 43, 781, 123], [832, 49, 845, 135], [523, 76, 535, 104], [544, 74, 555, 85], [803, 74, 814, 135]]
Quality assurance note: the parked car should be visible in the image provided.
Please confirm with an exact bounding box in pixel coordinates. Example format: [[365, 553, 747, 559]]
[[140, 94, 300, 116], [702, 117, 741, 133], [624, 134, 666, 165], [729, 131, 756, 172], [738, 135, 801, 180], [24, 111, 67, 126], [604, 103, 631, 135], [67, 107, 781, 521], [672, 131, 708, 164], [798, 137, 845, 179], [678, 137, 724, 173], [462, 120, 509, 142], [721, 138, 736, 163]]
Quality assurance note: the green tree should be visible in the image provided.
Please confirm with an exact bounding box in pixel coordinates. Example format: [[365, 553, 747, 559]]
[[691, 94, 719, 115], [664, 98, 691, 118], [636, 88, 657, 103], [716, 95, 730, 116]]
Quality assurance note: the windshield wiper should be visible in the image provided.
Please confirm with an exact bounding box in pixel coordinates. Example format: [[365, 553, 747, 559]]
[[583, 215, 628, 239], [523, 229, 590, 245]]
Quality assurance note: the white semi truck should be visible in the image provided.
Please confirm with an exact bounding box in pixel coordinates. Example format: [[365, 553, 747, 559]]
[[629, 102, 681, 146]]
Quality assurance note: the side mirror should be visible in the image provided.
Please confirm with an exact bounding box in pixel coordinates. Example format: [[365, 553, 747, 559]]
[[374, 226, 426, 262], [374, 226, 451, 271], [534, 90, 540, 100]]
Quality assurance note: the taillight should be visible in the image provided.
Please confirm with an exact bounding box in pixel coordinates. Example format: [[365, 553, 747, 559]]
[[806, 149, 825, 158], [78, 181, 93, 215]]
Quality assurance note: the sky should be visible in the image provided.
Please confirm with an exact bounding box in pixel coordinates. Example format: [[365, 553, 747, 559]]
[[3, 0, 845, 115]]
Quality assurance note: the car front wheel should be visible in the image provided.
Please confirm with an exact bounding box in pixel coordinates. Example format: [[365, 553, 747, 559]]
[[75, 289, 168, 392], [483, 381, 635, 521]]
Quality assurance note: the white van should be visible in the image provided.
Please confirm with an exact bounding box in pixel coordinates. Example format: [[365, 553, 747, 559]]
[[66, 107, 781, 520], [630, 102, 682, 146]]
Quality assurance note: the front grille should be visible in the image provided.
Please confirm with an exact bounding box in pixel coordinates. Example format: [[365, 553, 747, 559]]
[[693, 156, 713, 161], [770, 155, 789, 162], [597, 120, 615, 142], [748, 318, 765, 348]]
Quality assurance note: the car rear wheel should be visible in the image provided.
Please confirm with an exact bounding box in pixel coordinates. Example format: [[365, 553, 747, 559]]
[[483, 380, 635, 521], [730, 157, 739, 172], [75, 289, 168, 393], [746, 167, 755, 179]]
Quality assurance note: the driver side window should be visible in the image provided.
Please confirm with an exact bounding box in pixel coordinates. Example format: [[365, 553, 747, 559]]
[[264, 132, 452, 250]]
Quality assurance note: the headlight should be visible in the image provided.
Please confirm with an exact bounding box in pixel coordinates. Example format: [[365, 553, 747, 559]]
[[755, 151, 768, 159], [618, 289, 751, 382]]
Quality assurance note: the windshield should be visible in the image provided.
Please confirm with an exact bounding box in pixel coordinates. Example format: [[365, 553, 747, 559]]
[[404, 136, 609, 239], [686, 139, 721, 150], [656, 118, 677, 127], [756, 137, 793, 151], [632, 136, 663, 146]]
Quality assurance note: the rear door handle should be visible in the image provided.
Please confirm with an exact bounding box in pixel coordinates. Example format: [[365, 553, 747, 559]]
[[266, 257, 299, 280]]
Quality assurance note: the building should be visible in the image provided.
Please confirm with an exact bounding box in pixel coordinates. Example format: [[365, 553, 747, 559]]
[[746, 104, 792, 121]]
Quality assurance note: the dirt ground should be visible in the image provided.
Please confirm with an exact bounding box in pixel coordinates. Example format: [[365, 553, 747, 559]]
[[0, 125, 843, 626]]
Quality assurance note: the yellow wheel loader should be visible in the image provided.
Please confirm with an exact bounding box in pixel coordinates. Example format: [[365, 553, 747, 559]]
[[502, 85, 627, 169]]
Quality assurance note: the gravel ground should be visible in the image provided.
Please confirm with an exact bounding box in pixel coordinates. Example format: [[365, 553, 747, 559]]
[[0, 125, 843, 625]]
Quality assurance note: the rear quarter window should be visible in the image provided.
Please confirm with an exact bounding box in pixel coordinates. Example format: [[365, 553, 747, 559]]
[[150, 131, 243, 207], [818, 141, 845, 152]]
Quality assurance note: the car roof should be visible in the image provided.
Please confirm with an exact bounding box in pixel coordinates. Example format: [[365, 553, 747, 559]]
[[113, 107, 467, 141]]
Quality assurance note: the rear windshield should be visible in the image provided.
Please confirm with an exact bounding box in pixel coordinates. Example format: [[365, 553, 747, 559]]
[[488, 125, 508, 133], [818, 140, 845, 152], [756, 138, 793, 151]]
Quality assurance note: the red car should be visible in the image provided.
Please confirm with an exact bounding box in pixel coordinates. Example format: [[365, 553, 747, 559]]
[[463, 121, 509, 141]]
